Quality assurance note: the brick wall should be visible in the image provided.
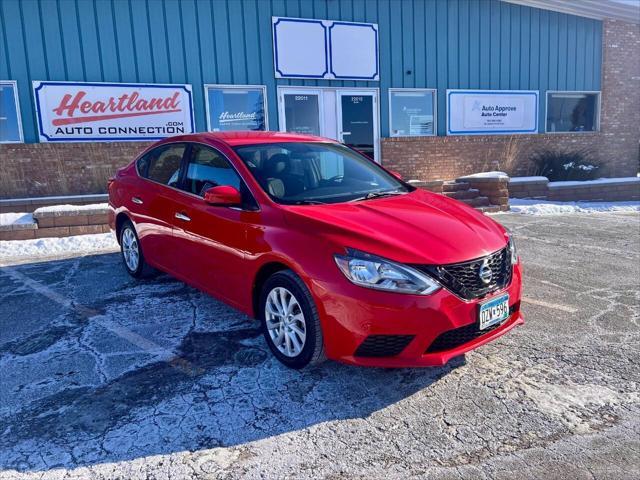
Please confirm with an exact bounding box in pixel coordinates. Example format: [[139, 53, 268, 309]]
[[383, 19, 639, 182], [0, 142, 151, 198]]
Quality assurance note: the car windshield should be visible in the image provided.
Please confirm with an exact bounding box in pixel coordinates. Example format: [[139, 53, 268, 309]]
[[233, 142, 412, 205]]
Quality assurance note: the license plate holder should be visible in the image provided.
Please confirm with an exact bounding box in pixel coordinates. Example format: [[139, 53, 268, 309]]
[[479, 294, 510, 330]]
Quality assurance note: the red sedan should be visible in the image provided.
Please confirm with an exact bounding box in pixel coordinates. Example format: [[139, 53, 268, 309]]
[[108, 132, 523, 369]]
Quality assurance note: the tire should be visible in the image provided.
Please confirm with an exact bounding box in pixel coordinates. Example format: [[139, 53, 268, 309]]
[[259, 269, 326, 369], [119, 220, 153, 278]]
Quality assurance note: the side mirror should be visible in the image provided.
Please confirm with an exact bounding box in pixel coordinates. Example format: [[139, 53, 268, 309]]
[[389, 170, 403, 180], [203, 185, 242, 206]]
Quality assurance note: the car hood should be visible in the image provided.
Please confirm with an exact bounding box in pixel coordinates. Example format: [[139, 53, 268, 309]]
[[282, 189, 508, 265]]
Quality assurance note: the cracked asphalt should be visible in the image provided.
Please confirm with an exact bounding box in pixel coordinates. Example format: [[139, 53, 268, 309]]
[[1, 212, 639, 479]]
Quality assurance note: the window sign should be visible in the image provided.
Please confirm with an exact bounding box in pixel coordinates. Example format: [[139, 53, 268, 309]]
[[205, 85, 268, 132], [447, 90, 539, 135], [389, 89, 436, 137], [546, 91, 600, 133], [0, 81, 24, 143], [33, 81, 195, 142]]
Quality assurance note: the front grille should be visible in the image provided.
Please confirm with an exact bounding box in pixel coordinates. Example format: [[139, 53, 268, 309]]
[[416, 247, 512, 300], [354, 335, 414, 357], [425, 303, 519, 353]]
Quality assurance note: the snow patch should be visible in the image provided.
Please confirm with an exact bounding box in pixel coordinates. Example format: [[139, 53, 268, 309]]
[[509, 176, 548, 184], [0, 212, 34, 226], [33, 203, 109, 214], [548, 177, 640, 188], [509, 199, 640, 215], [0, 233, 118, 260], [462, 171, 509, 179]]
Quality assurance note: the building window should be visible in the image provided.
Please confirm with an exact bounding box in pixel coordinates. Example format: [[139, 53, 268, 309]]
[[205, 85, 268, 132], [389, 89, 436, 137], [0, 81, 24, 143], [546, 91, 600, 133]]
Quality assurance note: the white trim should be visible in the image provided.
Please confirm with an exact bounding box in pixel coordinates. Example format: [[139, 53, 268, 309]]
[[203, 84, 269, 132], [0, 80, 24, 143], [277, 86, 381, 163], [544, 90, 601, 134], [388, 88, 437, 137]]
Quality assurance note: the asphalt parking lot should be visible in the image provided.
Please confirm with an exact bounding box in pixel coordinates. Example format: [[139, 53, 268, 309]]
[[1, 212, 639, 479]]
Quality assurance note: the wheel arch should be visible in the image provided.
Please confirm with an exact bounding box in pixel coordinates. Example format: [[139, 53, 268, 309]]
[[114, 212, 132, 244], [251, 261, 294, 318]]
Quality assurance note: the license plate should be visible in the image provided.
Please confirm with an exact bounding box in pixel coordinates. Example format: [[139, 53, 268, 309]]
[[479, 294, 510, 330]]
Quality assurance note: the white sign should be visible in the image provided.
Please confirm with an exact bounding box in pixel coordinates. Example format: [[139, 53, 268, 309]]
[[33, 81, 195, 142], [273, 17, 379, 81], [447, 90, 538, 135]]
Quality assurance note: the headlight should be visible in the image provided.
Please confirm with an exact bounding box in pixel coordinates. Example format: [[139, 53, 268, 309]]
[[334, 249, 440, 295], [508, 236, 518, 264]]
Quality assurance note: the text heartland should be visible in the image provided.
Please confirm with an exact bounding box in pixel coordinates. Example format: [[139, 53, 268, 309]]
[[51, 91, 182, 126]]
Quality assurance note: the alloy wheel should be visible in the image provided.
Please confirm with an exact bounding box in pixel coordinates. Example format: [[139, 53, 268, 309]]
[[122, 227, 140, 271], [265, 287, 307, 357]]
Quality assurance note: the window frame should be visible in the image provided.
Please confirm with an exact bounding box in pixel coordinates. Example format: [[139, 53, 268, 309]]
[[0, 80, 24, 143], [204, 84, 269, 132], [544, 90, 601, 134], [388, 88, 437, 138]]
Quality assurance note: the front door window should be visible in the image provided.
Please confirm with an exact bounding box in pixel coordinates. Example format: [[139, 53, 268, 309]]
[[282, 92, 322, 136]]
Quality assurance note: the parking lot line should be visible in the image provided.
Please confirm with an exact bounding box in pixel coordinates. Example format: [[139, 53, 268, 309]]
[[522, 296, 578, 313]]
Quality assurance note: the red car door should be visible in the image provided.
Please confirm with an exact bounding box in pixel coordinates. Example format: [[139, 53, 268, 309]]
[[168, 143, 256, 308], [129, 143, 187, 273]]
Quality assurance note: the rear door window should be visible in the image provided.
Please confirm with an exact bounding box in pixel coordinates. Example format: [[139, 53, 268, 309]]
[[143, 144, 186, 187]]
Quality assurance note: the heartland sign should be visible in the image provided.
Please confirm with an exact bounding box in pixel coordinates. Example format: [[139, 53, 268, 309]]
[[33, 81, 195, 142]]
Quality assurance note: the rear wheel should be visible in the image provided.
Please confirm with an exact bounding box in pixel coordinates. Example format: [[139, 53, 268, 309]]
[[259, 270, 326, 369], [119, 220, 152, 278]]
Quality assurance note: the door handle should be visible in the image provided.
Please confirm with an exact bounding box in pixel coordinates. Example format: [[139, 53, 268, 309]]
[[341, 131, 352, 135], [175, 212, 191, 222], [131, 196, 143, 205]]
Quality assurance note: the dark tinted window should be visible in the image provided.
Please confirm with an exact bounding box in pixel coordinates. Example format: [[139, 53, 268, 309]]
[[546, 92, 599, 132], [183, 145, 241, 196], [146, 144, 185, 186]]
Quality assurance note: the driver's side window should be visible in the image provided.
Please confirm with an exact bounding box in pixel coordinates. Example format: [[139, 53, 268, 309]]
[[183, 144, 241, 196]]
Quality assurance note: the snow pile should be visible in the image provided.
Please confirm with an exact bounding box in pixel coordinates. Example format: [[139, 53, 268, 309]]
[[509, 199, 640, 215], [0, 212, 35, 226], [0, 233, 118, 260], [34, 202, 109, 214], [462, 171, 509, 179]]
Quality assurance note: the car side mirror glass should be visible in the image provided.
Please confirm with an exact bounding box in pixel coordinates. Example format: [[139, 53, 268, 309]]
[[203, 185, 242, 206]]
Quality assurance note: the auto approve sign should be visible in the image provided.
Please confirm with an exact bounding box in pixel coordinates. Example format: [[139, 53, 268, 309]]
[[33, 81, 195, 142], [447, 90, 538, 135]]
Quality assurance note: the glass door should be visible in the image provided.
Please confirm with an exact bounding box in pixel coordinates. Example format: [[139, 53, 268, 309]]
[[337, 91, 379, 161], [278, 89, 324, 136]]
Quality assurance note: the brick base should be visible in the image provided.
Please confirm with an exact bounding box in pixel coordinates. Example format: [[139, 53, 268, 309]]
[[0, 142, 151, 199]]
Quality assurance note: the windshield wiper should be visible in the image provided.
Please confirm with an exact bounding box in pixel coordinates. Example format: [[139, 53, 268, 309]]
[[287, 199, 327, 205], [351, 190, 407, 202]]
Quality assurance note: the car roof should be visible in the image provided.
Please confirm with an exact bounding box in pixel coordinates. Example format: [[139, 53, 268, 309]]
[[159, 131, 336, 147]]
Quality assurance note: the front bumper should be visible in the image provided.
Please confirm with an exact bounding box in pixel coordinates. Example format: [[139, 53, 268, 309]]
[[310, 262, 524, 367]]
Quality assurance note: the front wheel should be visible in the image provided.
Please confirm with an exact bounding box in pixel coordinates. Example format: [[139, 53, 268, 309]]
[[259, 270, 326, 369]]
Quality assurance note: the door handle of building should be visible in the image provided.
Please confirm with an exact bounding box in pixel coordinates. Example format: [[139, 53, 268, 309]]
[[175, 212, 191, 222], [131, 196, 143, 205], [341, 131, 352, 136]]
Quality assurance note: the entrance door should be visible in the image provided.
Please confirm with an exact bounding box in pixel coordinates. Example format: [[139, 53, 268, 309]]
[[279, 89, 323, 136], [278, 87, 379, 162], [337, 91, 378, 161]]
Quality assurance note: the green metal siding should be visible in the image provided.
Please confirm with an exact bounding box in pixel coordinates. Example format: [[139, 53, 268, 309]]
[[0, 0, 602, 142]]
